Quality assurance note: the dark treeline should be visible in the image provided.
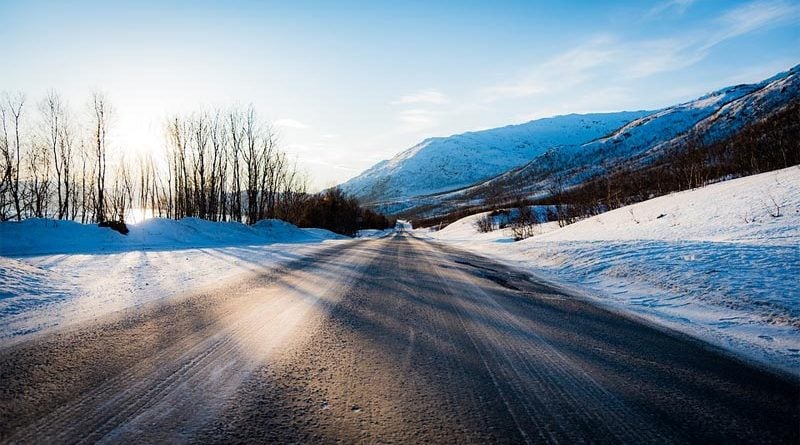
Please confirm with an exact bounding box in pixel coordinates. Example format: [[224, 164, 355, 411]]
[[295, 187, 394, 237], [0, 91, 393, 236]]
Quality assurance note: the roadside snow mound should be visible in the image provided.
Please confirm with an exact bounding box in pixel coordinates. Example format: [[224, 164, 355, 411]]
[[0, 217, 346, 256], [535, 174, 798, 244], [425, 166, 800, 374], [0, 218, 349, 343]]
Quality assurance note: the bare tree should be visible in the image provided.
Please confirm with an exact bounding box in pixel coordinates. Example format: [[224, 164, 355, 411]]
[[26, 136, 51, 218], [228, 109, 244, 222], [110, 159, 133, 222], [510, 202, 539, 241], [475, 213, 494, 233], [40, 90, 75, 219], [208, 110, 228, 221], [4, 93, 25, 220], [59, 108, 75, 219], [76, 138, 94, 223], [91, 92, 111, 222], [0, 101, 11, 220]]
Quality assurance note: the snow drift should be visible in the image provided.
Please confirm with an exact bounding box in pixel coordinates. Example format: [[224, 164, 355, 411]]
[[0, 217, 345, 257]]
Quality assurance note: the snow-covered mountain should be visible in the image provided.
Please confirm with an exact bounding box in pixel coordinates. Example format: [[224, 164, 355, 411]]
[[565, 65, 800, 170], [487, 64, 800, 197], [343, 64, 799, 216], [340, 112, 648, 203]]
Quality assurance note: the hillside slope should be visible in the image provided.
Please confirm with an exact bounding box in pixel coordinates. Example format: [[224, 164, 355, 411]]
[[340, 112, 647, 203], [565, 64, 800, 174]]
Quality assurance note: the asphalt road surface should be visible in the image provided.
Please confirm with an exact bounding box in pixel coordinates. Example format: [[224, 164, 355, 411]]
[[1, 232, 797, 444]]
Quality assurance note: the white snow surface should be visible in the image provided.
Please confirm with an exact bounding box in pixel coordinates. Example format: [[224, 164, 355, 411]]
[[423, 167, 800, 375], [0, 218, 347, 343]]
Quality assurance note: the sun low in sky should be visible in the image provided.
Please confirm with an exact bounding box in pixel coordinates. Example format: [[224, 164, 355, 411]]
[[2, 0, 799, 190]]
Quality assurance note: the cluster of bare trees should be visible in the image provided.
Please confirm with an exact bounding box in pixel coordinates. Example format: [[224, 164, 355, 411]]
[[473, 205, 544, 240], [509, 205, 541, 240], [1, 91, 111, 223], [158, 107, 307, 225], [0, 90, 395, 236], [0, 91, 308, 226]]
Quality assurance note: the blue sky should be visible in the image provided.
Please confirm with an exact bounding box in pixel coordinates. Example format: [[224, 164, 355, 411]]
[[2, 0, 799, 189]]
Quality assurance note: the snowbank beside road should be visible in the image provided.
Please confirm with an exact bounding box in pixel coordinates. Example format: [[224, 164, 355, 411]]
[[0, 217, 345, 256], [0, 218, 348, 344], [424, 166, 800, 374]]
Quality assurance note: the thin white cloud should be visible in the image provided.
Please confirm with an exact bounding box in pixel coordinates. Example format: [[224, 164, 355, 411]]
[[701, 0, 800, 51], [646, 0, 694, 18], [273, 118, 308, 129], [397, 108, 439, 132], [482, 36, 618, 100], [625, 37, 706, 78], [628, 0, 798, 78], [392, 89, 449, 105], [399, 109, 436, 125], [483, 0, 800, 100]]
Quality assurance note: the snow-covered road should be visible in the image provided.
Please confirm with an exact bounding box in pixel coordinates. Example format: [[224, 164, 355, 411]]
[[1, 233, 797, 443]]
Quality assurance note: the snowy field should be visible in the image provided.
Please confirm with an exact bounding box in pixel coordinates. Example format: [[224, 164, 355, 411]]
[[423, 166, 800, 375], [0, 218, 347, 344]]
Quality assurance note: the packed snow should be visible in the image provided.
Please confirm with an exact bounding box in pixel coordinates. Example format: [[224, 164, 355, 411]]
[[0, 218, 347, 344], [423, 167, 800, 375]]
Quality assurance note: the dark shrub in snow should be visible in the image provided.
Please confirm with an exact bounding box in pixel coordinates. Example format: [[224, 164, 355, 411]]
[[99, 220, 129, 235]]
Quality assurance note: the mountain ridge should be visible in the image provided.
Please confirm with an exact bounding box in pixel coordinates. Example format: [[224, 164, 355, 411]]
[[340, 64, 800, 216], [340, 111, 649, 202]]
